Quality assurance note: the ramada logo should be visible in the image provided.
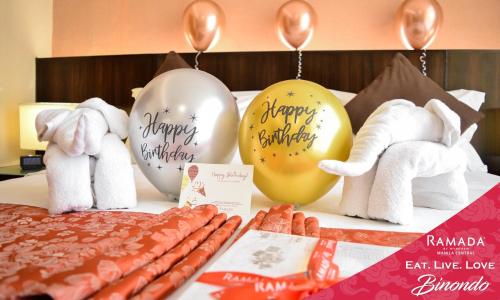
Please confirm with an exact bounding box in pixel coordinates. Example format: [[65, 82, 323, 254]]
[[426, 235, 485, 247]]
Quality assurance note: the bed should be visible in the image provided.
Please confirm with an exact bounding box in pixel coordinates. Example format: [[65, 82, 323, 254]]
[[0, 151, 499, 299], [3, 92, 500, 298], [2, 49, 498, 298]]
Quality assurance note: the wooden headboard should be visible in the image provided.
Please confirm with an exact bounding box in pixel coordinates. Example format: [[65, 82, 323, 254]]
[[35, 50, 500, 173]]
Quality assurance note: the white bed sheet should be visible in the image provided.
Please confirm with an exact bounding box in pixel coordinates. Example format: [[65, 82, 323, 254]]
[[0, 162, 498, 233]]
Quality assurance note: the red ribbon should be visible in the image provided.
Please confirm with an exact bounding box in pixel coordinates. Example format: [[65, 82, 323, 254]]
[[196, 239, 342, 300]]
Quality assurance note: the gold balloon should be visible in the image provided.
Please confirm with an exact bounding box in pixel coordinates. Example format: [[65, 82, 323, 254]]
[[182, 0, 224, 52], [239, 80, 352, 205]]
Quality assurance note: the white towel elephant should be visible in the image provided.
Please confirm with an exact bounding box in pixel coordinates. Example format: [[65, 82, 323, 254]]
[[319, 98, 467, 224], [36, 97, 136, 214]]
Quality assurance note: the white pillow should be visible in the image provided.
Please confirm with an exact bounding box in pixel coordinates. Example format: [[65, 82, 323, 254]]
[[448, 89, 486, 111], [448, 88, 484, 142], [449, 89, 488, 173], [329, 89, 357, 105], [232, 90, 260, 116]]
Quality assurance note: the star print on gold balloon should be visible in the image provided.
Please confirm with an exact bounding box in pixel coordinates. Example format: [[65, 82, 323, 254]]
[[239, 79, 353, 205]]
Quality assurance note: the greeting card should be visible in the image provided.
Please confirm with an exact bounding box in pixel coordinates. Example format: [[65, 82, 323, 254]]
[[179, 163, 254, 217]]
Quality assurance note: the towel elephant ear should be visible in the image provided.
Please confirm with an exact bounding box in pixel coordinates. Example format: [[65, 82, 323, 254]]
[[35, 109, 72, 142], [424, 99, 461, 147], [77, 97, 129, 139]]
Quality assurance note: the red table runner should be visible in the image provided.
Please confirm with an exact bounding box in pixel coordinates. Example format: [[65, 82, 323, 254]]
[[0, 203, 239, 300]]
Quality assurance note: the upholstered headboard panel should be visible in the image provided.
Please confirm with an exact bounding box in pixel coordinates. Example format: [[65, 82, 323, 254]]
[[35, 50, 500, 172]]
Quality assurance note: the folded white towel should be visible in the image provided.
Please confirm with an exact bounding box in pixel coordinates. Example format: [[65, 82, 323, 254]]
[[37, 108, 108, 156], [367, 141, 467, 224], [319, 99, 461, 177], [338, 162, 377, 219], [35, 109, 71, 141], [44, 143, 93, 214], [93, 133, 137, 210], [337, 141, 467, 225], [37, 98, 136, 214], [36, 97, 129, 157], [412, 170, 468, 210], [78, 97, 129, 139]]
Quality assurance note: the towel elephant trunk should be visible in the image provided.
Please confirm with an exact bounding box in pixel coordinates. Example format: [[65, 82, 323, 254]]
[[66, 114, 87, 157]]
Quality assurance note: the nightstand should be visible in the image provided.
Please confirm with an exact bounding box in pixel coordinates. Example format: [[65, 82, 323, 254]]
[[0, 165, 44, 181]]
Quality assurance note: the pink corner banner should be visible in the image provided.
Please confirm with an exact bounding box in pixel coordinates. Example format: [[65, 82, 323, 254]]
[[310, 183, 500, 300]]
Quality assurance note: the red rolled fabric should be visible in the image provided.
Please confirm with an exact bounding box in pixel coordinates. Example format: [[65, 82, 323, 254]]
[[258, 204, 294, 234], [42, 204, 218, 300], [92, 213, 228, 300], [320, 228, 423, 247], [305, 216, 320, 237], [233, 210, 267, 243], [292, 212, 306, 236], [136, 206, 189, 229], [161, 206, 186, 217], [132, 215, 242, 300]]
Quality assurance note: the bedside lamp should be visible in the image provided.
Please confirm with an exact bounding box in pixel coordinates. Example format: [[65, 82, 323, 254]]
[[19, 102, 78, 169]]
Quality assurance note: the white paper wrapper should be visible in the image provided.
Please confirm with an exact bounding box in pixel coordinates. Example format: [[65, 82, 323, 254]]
[[179, 230, 399, 299]]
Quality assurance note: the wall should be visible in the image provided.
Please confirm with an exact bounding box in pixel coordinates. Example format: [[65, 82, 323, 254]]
[[52, 0, 500, 57], [0, 0, 53, 166]]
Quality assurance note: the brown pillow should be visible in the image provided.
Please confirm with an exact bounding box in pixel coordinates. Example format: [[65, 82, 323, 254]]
[[153, 51, 192, 78], [345, 53, 483, 133]]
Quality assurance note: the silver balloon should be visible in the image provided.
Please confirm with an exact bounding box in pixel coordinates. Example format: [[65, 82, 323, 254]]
[[129, 68, 240, 197]]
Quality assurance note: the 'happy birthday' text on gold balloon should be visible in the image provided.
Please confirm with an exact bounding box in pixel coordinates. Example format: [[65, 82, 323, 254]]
[[239, 80, 353, 205]]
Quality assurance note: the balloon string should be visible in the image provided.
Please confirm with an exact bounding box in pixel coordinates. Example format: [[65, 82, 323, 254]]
[[420, 49, 427, 76], [195, 51, 202, 70], [296, 49, 303, 80]]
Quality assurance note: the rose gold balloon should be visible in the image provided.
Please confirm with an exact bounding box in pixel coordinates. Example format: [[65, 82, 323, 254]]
[[183, 0, 224, 52], [396, 0, 443, 50], [276, 0, 317, 50]]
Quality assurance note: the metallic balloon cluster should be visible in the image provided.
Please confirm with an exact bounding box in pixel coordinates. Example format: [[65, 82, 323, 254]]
[[181, 0, 317, 77], [181, 0, 444, 76]]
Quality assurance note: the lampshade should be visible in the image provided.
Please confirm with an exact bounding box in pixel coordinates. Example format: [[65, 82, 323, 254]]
[[19, 102, 78, 150]]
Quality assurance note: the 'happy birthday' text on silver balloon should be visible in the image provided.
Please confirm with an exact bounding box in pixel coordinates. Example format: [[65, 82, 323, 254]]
[[128, 68, 240, 197]]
